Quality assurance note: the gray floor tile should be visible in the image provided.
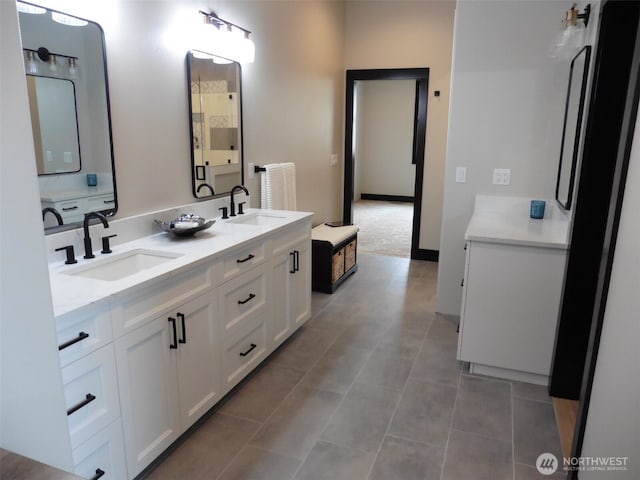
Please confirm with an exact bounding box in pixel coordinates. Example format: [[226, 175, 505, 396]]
[[452, 375, 512, 442], [513, 397, 563, 467], [441, 430, 513, 480], [376, 326, 425, 360], [425, 314, 459, 344], [269, 326, 339, 373], [249, 385, 343, 459], [410, 338, 462, 387], [294, 441, 375, 480], [515, 462, 566, 479], [217, 445, 300, 480], [219, 364, 304, 422], [331, 322, 387, 351], [320, 382, 401, 453], [511, 381, 552, 404], [145, 413, 260, 480], [388, 378, 457, 447], [356, 349, 415, 391], [369, 435, 444, 480], [299, 342, 371, 394]]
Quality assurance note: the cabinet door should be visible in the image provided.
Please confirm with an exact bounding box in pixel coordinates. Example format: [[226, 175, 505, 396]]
[[175, 293, 222, 431], [115, 317, 180, 478], [290, 240, 311, 329], [270, 252, 292, 348]]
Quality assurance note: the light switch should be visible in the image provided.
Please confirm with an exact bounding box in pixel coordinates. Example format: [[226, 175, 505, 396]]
[[493, 168, 511, 185], [330, 154, 338, 166], [456, 167, 467, 183]]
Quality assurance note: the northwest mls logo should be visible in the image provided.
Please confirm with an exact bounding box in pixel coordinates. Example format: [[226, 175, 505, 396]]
[[536, 453, 559, 475]]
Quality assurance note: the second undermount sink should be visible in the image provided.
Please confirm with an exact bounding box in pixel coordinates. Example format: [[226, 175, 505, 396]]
[[227, 213, 287, 226], [64, 249, 183, 282]]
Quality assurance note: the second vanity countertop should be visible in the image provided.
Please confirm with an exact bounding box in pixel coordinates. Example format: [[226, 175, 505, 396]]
[[48, 209, 312, 318], [464, 195, 570, 249]]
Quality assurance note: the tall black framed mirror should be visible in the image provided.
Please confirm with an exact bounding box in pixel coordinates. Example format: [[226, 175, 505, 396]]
[[186, 50, 244, 199], [556, 45, 592, 210], [18, 1, 117, 233]]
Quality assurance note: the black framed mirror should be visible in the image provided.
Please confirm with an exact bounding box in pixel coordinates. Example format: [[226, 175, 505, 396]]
[[556, 45, 592, 210], [186, 50, 244, 199], [18, 1, 117, 233]]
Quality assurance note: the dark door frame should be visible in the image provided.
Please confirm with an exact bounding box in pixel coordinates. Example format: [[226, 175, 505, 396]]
[[343, 68, 435, 261]]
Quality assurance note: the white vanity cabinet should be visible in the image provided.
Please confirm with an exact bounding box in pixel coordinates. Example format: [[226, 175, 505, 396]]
[[55, 305, 127, 480], [114, 289, 221, 478], [269, 224, 312, 350], [457, 196, 569, 385]]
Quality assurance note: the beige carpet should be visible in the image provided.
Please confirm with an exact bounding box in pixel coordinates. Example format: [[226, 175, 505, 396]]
[[353, 199, 413, 258]]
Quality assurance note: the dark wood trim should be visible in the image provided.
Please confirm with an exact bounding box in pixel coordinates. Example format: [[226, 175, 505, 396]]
[[570, 2, 640, 477], [412, 249, 439, 262], [360, 193, 414, 203], [343, 68, 429, 261]]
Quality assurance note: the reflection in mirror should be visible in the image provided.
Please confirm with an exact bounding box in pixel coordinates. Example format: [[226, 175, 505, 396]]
[[556, 45, 591, 210], [18, 2, 117, 232], [27, 76, 81, 174], [187, 50, 243, 199]]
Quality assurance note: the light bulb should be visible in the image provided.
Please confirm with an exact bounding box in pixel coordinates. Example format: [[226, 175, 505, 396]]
[[68, 57, 79, 79], [25, 50, 38, 74], [48, 55, 57, 73]]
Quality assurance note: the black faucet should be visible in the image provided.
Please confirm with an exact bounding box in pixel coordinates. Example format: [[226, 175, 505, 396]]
[[197, 183, 215, 196], [83, 212, 109, 259], [42, 207, 63, 226], [229, 185, 249, 217]]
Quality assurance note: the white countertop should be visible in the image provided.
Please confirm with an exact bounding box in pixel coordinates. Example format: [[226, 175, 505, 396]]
[[464, 195, 570, 249], [48, 209, 312, 318], [41, 186, 114, 202]]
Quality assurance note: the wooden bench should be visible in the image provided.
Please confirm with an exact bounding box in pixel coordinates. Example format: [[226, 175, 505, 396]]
[[311, 224, 358, 293]]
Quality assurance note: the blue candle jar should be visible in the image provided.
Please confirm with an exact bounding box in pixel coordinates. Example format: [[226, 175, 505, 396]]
[[530, 200, 546, 219]]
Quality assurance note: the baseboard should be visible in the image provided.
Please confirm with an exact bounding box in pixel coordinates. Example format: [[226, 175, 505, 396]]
[[360, 193, 414, 203], [412, 249, 439, 262]]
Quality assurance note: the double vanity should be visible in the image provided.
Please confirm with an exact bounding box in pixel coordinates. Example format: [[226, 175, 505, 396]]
[[49, 207, 312, 479]]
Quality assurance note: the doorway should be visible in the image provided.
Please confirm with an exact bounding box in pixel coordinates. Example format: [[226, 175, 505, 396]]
[[343, 68, 430, 260]]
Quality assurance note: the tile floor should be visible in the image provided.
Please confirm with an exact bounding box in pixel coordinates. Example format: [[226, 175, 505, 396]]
[[144, 254, 564, 480]]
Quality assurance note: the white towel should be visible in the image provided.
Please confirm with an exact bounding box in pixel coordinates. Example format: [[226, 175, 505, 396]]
[[260, 163, 285, 209], [282, 162, 297, 210]]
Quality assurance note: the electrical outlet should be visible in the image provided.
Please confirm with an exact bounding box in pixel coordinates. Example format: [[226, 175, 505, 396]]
[[456, 167, 467, 183], [493, 168, 511, 185], [330, 154, 338, 166]]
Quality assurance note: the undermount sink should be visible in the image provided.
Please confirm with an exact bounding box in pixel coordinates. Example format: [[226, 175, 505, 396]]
[[227, 213, 286, 226], [64, 249, 183, 281]]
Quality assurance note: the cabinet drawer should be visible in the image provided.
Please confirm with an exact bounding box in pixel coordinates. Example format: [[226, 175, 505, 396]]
[[57, 199, 84, 219], [72, 419, 127, 480], [57, 304, 112, 367], [86, 194, 115, 212], [332, 248, 345, 283], [111, 264, 214, 338], [221, 241, 265, 281], [271, 222, 311, 256], [222, 320, 267, 391], [62, 345, 120, 448], [219, 263, 268, 340]]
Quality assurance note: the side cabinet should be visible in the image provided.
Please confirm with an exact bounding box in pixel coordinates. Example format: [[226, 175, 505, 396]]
[[457, 241, 567, 383], [115, 291, 221, 478]]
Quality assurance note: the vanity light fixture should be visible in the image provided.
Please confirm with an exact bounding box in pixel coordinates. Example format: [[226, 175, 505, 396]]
[[550, 3, 591, 60], [199, 10, 255, 64], [51, 11, 88, 27], [16, 1, 46, 14], [68, 57, 79, 79], [25, 49, 38, 74], [23, 48, 79, 79]]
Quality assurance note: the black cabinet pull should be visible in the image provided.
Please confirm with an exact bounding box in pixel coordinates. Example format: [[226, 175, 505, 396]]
[[460, 278, 464, 287], [294, 250, 300, 272], [58, 331, 89, 351], [90, 469, 105, 480], [290, 251, 296, 274], [62, 206, 78, 211], [237, 293, 256, 305], [168, 317, 178, 349], [236, 254, 255, 264], [103, 199, 115, 204], [239, 343, 257, 357], [67, 393, 96, 416], [178, 312, 186, 344]]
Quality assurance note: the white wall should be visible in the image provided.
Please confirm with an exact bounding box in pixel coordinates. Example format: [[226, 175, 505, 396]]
[[579, 108, 640, 480], [345, 0, 455, 251], [0, 0, 73, 468], [355, 79, 415, 199], [435, 0, 593, 315]]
